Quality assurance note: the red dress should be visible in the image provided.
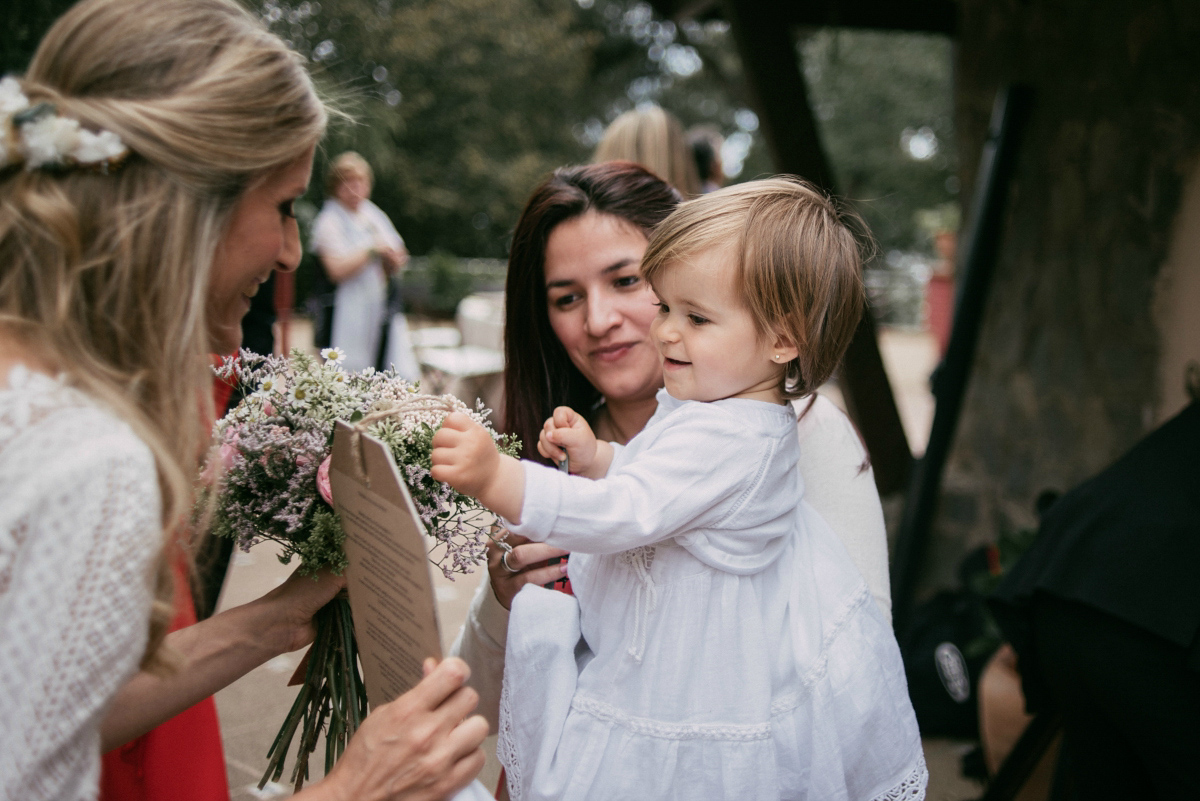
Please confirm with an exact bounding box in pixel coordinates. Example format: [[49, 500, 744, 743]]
[[98, 565, 230, 801], [98, 368, 238, 801]]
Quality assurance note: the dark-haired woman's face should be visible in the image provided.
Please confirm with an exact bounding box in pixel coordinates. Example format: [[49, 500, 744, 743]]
[[544, 211, 663, 404]]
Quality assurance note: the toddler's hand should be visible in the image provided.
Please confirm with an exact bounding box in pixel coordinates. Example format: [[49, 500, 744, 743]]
[[432, 412, 524, 521], [432, 412, 500, 498], [537, 406, 613, 479]]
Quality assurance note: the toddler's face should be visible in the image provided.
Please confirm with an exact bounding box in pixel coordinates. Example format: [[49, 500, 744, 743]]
[[649, 249, 786, 404]]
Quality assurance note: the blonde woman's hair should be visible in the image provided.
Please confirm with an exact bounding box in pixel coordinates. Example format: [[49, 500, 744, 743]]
[[325, 151, 373, 196], [594, 106, 701, 197], [642, 177, 867, 400], [0, 0, 328, 669]]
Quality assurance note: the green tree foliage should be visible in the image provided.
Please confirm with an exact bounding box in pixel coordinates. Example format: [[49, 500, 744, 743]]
[[261, 0, 769, 259], [5, 0, 954, 262], [800, 29, 958, 253], [0, 0, 77, 76]]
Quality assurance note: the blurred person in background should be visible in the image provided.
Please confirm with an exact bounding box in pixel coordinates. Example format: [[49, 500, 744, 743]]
[[593, 106, 701, 197], [687, 125, 725, 194], [312, 151, 420, 378]]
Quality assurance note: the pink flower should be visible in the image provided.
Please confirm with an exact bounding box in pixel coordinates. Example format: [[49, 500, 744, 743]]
[[263, 401, 276, 416], [200, 442, 239, 486], [316, 455, 333, 505]]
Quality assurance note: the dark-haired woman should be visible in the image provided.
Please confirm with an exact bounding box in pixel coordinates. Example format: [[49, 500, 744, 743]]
[[450, 163, 893, 751]]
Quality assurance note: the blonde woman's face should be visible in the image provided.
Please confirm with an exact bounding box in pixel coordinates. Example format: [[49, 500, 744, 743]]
[[544, 211, 663, 404], [209, 146, 314, 354]]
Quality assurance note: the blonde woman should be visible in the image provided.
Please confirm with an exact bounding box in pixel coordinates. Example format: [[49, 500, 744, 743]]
[[0, 1, 487, 799], [593, 106, 701, 196]]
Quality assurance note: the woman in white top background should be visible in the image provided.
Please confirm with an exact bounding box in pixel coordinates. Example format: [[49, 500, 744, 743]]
[[0, 1, 487, 798], [311, 151, 420, 378]]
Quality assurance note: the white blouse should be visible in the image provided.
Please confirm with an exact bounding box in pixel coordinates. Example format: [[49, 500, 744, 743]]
[[450, 393, 892, 733], [0, 367, 160, 801], [495, 390, 925, 801]]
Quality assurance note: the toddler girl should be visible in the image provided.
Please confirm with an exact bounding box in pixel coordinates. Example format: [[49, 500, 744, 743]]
[[432, 178, 926, 800]]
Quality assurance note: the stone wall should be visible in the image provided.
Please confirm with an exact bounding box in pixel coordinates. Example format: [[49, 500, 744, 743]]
[[923, 0, 1200, 592]]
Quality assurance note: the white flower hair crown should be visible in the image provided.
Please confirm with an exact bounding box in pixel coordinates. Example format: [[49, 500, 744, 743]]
[[0, 76, 130, 174]]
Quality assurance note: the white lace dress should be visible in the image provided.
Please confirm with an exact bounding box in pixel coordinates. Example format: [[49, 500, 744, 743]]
[[0, 366, 161, 800], [498, 390, 927, 801]]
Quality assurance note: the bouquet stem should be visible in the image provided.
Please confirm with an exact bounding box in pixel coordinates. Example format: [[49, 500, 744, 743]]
[[259, 593, 366, 792]]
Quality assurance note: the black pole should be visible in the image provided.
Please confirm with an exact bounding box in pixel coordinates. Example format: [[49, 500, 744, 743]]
[[891, 85, 1033, 630]]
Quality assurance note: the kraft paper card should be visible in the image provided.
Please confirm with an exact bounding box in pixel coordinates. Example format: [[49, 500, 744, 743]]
[[328, 420, 443, 709]]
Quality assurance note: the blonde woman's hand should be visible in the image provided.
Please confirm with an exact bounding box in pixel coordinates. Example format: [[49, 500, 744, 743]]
[[487, 533, 569, 610], [255, 567, 347, 658], [313, 657, 487, 801]]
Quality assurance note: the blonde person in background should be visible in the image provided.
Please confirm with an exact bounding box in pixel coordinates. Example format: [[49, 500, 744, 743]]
[[312, 152, 420, 378], [593, 105, 701, 196], [687, 125, 725, 194], [0, 1, 489, 799]]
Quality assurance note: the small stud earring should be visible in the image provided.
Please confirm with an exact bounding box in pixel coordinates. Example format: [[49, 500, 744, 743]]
[[773, 354, 780, 361]]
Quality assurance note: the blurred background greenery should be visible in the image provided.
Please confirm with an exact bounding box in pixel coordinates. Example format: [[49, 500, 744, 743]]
[[3, 0, 958, 323]]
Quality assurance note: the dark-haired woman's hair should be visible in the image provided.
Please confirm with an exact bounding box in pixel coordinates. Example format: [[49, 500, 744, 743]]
[[503, 162, 681, 462]]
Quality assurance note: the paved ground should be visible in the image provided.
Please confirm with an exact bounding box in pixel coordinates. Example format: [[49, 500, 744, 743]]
[[214, 319, 980, 800]]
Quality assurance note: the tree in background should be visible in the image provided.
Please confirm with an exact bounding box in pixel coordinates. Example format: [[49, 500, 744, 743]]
[[258, 0, 771, 260], [800, 29, 958, 256], [4, 0, 955, 268], [1, 0, 77, 76]]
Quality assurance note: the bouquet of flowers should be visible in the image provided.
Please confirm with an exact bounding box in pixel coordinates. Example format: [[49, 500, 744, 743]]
[[203, 347, 518, 790]]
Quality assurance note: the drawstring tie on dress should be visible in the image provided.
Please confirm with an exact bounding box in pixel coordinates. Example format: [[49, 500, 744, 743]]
[[620, 545, 657, 662]]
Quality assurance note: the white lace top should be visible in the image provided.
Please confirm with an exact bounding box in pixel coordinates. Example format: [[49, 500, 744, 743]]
[[0, 366, 161, 800], [497, 389, 926, 801]]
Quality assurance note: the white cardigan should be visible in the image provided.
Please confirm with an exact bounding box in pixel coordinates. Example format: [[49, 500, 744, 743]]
[[449, 393, 892, 734]]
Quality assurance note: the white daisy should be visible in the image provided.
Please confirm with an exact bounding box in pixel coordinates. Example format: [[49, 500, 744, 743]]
[[257, 375, 283, 396], [287, 383, 314, 407], [320, 347, 346, 364]]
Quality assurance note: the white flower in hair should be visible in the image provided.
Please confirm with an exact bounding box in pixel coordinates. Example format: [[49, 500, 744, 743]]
[[1, 75, 129, 171], [22, 114, 82, 169], [0, 77, 29, 116], [0, 77, 31, 169], [73, 128, 127, 164]]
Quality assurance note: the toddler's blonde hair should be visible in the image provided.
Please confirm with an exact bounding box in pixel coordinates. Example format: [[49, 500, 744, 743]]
[[641, 177, 866, 399]]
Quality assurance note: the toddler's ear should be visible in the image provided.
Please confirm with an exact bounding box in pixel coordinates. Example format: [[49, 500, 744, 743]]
[[770, 331, 800, 364]]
